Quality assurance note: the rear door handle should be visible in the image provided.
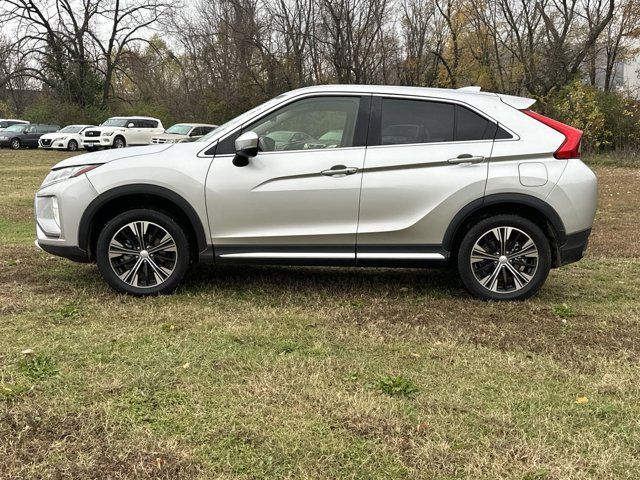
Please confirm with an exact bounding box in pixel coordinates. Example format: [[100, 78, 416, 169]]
[[321, 165, 359, 176], [447, 154, 485, 165]]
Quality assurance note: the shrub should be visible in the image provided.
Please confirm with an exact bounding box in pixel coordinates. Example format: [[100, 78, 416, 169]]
[[545, 81, 611, 152]]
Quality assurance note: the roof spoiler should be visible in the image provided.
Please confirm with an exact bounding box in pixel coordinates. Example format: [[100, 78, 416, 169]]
[[497, 93, 536, 110]]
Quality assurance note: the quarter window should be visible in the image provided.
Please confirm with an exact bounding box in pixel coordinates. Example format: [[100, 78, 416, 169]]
[[456, 105, 497, 141]]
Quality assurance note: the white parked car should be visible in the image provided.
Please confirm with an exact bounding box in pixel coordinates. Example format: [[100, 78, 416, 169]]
[[39, 125, 94, 151], [81, 116, 164, 150], [151, 123, 217, 144], [0, 118, 29, 132], [35, 85, 597, 300]]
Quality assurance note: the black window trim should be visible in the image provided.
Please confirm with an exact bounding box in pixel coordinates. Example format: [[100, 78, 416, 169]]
[[368, 94, 515, 147], [205, 93, 372, 157]]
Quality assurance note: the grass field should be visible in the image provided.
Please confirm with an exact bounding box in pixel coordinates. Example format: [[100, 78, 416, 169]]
[[1, 149, 639, 479]]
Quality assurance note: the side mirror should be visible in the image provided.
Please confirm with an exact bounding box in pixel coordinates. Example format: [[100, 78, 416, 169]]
[[233, 131, 259, 167], [127, 122, 135, 128]]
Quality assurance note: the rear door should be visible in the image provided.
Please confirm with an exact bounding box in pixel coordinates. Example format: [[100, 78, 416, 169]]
[[356, 96, 496, 262]]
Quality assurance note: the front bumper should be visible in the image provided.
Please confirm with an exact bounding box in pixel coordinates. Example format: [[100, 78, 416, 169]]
[[35, 175, 98, 263], [82, 137, 113, 148]]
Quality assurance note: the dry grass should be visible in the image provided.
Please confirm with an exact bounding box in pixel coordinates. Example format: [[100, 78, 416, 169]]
[[1, 148, 639, 479]]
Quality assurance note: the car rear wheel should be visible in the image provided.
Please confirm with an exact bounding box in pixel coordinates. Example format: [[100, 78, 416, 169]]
[[113, 136, 126, 148], [10, 138, 20, 150], [96, 209, 190, 296], [67, 140, 78, 151], [457, 215, 551, 301]]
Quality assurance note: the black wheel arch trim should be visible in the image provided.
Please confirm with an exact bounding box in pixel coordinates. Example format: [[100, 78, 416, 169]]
[[442, 193, 567, 253], [78, 184, 208, 257]]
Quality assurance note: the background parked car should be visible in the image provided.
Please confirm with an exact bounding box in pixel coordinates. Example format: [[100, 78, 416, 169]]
[[151, 123, 217, 144], [0, 124, 59, 149], [0, 119, 29, 132], [39, 125, 94, 151], [82, 116, 163, 151]]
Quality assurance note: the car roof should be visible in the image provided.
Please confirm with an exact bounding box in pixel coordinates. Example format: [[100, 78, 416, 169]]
[[108, 116, 160, 120], [0, 118, 29, 122], [170, 123, 217, 127], [280, 84, 535, 109]]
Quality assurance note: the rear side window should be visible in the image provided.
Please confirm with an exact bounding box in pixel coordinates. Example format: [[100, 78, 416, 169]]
[[376, 98, 507, 146], [380, 98, 454, 145]]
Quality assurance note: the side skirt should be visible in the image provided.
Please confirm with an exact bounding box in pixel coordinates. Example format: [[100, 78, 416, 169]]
[[211, 244, 449, 268]]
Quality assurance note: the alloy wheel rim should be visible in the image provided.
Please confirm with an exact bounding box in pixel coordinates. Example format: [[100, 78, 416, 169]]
[[69, 141, 77, 151], [115, 139, 124, 148], [108, 221, 177, 288], [12, 140, 19, 149], [470, 226, 538, 293]]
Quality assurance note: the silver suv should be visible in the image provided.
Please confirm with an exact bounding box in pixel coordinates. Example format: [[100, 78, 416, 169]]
[[35, 85, 597, 300]]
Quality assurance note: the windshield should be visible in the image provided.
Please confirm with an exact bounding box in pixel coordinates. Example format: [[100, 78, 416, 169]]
[[59, 125, 83, 133], [165, 124, 192, 135], [4, 124, 26, 132], [101, 118, 129, 127], [198, 94, 288, 143]]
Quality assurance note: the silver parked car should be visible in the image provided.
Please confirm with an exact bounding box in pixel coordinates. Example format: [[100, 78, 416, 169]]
[[34, 85, 597, 300], [151, 123, 217, 144]]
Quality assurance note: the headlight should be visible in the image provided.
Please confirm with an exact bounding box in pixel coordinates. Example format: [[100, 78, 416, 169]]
[[0, 136, 7, 140], [102, 131, 115, 137], [53, 136, 68, 142], [40, 165, 102, 189]]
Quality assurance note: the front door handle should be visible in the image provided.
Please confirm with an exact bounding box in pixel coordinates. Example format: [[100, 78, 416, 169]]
[[447, 154, 485, 165], [321, 165, 359, 176]]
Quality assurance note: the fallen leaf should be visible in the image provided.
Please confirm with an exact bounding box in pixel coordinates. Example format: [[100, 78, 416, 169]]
[[575, 396, 589, 404], [182, 362, 190, 369], [21, 348, 34, 355]]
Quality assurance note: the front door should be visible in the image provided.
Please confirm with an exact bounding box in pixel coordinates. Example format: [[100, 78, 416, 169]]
[[357, 96, 495, 262], [206, 95, 369, 264]]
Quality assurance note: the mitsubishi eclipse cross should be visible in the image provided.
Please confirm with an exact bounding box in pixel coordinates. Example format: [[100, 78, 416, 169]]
[[35, 85, 597, 300]]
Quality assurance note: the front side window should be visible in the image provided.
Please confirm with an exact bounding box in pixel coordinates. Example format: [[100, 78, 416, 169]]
[[102, 118, 129, 127], [244, 96, 361, 152], [166, 124, 192, 135], [59, 126, 82, 134]]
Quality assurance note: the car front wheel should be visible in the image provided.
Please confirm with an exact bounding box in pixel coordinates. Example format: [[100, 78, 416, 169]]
[[113, 136, 126, 148], [96, 209, 191, 295], [67, 140, 78, 151], [457, 215, 551, 301], [10, 138, 20, 150]]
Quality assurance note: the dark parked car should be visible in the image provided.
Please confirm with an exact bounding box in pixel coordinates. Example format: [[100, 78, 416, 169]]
[[0, 124, 60, 149]]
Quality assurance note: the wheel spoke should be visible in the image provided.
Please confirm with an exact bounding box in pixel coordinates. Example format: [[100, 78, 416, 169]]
[[480, 264, 503, 292], [146, 257, 172, 282], [471, 246, 499, 263], [119, 256, 144, 286], [147, 234, 176, 254]]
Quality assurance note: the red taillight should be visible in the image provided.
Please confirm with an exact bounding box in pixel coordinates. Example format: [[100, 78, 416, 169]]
[[522, 109, 582, 159]]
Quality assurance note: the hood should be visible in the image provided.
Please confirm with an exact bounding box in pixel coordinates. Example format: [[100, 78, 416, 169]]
[[87, 126, 126, 134], [40, 132, 63, 140], [52, 144, 174, 169], [153, 133, 191, 140]]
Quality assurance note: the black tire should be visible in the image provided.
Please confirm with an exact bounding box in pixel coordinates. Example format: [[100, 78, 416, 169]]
[[96, 209, 191, 296], [457, 215, 551, 301], [113, 136, 126, 148], [10, 138, 20, 150], [85, 146, 96, 152], [67, 139, 78, 151]]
